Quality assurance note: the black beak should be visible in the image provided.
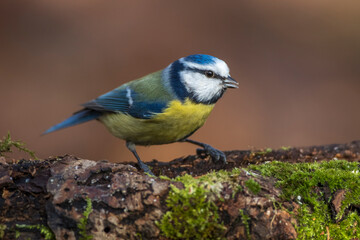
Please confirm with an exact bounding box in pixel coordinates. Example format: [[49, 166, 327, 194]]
[[224, 76, 238, 89]]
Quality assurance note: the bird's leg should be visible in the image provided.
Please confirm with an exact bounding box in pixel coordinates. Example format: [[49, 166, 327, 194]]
[[183, 139, 227, 164], [126, 142, 154, 176]]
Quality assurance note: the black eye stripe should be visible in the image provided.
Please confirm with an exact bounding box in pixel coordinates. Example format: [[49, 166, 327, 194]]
[[185, 67, 226, 80]]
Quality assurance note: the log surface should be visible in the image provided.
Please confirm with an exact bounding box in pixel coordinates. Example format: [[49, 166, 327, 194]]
[[1, 140, 360, 239]]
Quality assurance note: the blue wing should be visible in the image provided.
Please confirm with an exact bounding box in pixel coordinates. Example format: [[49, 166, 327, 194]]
[[82, 88, 131, 112], [82, 87, 168, 119]]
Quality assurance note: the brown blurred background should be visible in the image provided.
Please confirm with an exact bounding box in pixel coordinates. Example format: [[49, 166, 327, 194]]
[[1, 0, 360, 163]]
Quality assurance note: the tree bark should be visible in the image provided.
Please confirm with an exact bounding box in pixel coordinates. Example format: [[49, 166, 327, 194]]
[[0, 140, 360, 239]]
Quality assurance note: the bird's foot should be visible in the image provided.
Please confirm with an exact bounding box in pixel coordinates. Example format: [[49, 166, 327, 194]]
[[196, 144, 227, 164], [138, 161, 154, 176]]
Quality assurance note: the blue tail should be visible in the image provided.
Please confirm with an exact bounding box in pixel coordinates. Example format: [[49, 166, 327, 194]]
[[43, 109, 102, 134]]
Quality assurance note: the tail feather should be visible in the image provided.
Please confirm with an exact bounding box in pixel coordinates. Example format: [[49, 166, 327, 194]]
[[43, 109, 101, 135]]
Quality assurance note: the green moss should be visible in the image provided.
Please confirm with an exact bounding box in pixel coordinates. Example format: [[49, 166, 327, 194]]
[[0, 224, 6, 239], [244, 179, 261, 195], [135, 232, 143, 240], [249, 160, 360, 239], [280, 146, 291, 151], [78, 198, 93, 240], [16, 224, 55, 240], [254, 148, 273, 156], [0, 132, 37, 159], [15, 230, 20, 239], [159, 175, 171, 181], [158, 179, 224, 239], [232, 185, 243, 198], [239, 209, 250, 239], [158, 169, 247, 239]]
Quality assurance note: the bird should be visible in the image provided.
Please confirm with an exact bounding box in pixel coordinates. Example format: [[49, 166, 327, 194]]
[[44, 54, 238, 175]]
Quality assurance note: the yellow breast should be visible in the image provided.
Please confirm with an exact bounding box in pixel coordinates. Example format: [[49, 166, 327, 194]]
[[99, 98, 214, 145]]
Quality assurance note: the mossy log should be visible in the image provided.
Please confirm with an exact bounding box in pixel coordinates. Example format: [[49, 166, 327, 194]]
[[0, 141, 360, 239]]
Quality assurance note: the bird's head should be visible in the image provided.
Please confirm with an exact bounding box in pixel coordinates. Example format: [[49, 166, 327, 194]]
[[163, 54, 238, 104]]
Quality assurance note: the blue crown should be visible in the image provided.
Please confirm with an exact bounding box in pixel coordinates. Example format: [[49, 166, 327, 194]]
[[183, 54, 217, 65]]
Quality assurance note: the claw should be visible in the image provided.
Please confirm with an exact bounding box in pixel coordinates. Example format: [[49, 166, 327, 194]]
[[196, 148, 206, 157], [183, 139, 227, 164], [201, 144, 227, 164], [138, 160, 154, 176]]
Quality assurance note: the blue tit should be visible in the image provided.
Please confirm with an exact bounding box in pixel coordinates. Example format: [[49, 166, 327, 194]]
[[44, 54, 238, 175]]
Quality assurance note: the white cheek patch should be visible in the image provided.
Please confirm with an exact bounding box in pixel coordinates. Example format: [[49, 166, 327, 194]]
[[181, 71, 223, 102]]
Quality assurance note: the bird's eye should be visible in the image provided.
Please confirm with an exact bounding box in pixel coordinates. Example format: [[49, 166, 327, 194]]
[[205, 70, 214, 78]]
